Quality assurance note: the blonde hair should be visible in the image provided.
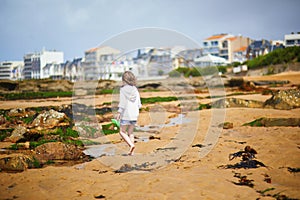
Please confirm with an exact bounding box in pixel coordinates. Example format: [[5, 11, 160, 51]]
[[122, 71, 136, 86]]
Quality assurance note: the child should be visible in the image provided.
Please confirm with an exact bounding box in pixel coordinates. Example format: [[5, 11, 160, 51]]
[[116, 71, 141, 155]]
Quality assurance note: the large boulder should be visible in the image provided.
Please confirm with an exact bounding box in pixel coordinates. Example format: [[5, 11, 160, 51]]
[[34, 142, 83, 161], [0, 154, 37, 172], [264, 89, 300, 110], [31, 109, 66, 128]]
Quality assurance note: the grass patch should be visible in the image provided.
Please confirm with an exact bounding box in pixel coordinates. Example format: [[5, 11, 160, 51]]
[[64, 139, 84, 146], [243, 118, 264, 127], [45, 160, 55, 165], [1, 91, 73, 100], [198, 103, 211, 110], [98, 89, 114, 95], [53, 127, 79, 138], [141, 96, 178, 104], [21, 115, 35, 124], [0, 128, 13, 141], [29, 139, 57, 149]]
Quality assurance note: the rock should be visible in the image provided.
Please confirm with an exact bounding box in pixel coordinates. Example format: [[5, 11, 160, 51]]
[[264, 89, 300, 110], [212, 98, 264, 109], [0, 154, 37, 172], [219, 122, 233, 129], [4, 125, 27, 143], [244, 117, 300, 127], [31, 109, 66, 128], [35, 142, 83, 161], [0, 115, 6, 125], [8, 108, 25, 117]]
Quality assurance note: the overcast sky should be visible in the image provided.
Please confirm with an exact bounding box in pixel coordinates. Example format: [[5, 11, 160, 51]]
[[1, 0, 299, 61]]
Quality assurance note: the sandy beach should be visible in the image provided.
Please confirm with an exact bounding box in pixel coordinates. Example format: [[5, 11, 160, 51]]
[[0, 72, 299, 200]]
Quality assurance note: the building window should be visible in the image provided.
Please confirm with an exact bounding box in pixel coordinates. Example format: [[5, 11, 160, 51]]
[[222, 41, 228, 48], [211, 41, 218, 46], [286, 40, 295, 45]]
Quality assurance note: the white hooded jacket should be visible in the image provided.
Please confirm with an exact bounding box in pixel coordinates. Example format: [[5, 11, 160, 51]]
[[118, 85, 142, 121]]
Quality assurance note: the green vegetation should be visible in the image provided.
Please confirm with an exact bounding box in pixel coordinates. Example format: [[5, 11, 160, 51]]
[[1, 91, 73, 100], [53, 127, 79, 138], [169, 66, 227, 77], [21, 115, 35, 124], [141, 96, 178, 104], [0, 128, 13, 141], [29, 139, 57, 149], [198, 103, 211, 110], [243, 118, 264, 127], [32, 157, 42, 168], [246, 46, 300, 69], [97, 89, 114, 95]]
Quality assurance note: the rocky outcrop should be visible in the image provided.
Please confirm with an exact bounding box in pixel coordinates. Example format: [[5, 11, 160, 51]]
[[31, 109, 67, 128], [0, 154, 37, 172], [264, 89, 300, 110], [211, 89, 300, 110], [243, 117, 300, 127], [34, 142, 83, 161], [212, 98, 264, 109]]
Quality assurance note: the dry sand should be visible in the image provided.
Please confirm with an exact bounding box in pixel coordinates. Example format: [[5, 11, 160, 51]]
[[0, 72, 299, 200]]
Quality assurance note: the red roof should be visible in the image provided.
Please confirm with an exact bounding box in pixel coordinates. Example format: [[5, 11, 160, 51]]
[[205, 34, 228, 40], [85, 47, 99, 53]]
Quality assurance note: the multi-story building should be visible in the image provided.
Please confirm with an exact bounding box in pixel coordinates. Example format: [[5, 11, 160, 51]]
[[23, 53, 34, 79], [63, 58, 83, 82], [82, 46, 120, 80], [0, 61, 24, 80], [284, 32, 300, 47], [41, 58, 83, 81], [246, 40, 272, 60], [202, 33, 233, 58], [233, 46, 248, 63], [203, 34, 252, 63], [43, 63, 64, 80], [23, 49, 64, 79], [133, 48, 173, 78]]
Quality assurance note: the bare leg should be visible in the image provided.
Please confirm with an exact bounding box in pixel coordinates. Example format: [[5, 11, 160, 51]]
[[128, 124, 135, 144], [119, 125, 134, 155], [127, 124, 135, 155]]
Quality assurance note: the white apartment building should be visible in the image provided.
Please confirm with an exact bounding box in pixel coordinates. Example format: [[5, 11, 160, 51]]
[[82, 46, 120, 80], [23, 49, 64, 79], [284, 32, 300, 47], [0, 61, 24, 80]]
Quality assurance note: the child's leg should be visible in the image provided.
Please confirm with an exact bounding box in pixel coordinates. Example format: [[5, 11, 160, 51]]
[[127, 124, 135, 144], [127, 124, 135, 155], [119, 125, 134, 153]]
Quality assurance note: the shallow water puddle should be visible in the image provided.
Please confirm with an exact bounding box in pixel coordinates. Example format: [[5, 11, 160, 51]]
[[84, 114, 190, 158]]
